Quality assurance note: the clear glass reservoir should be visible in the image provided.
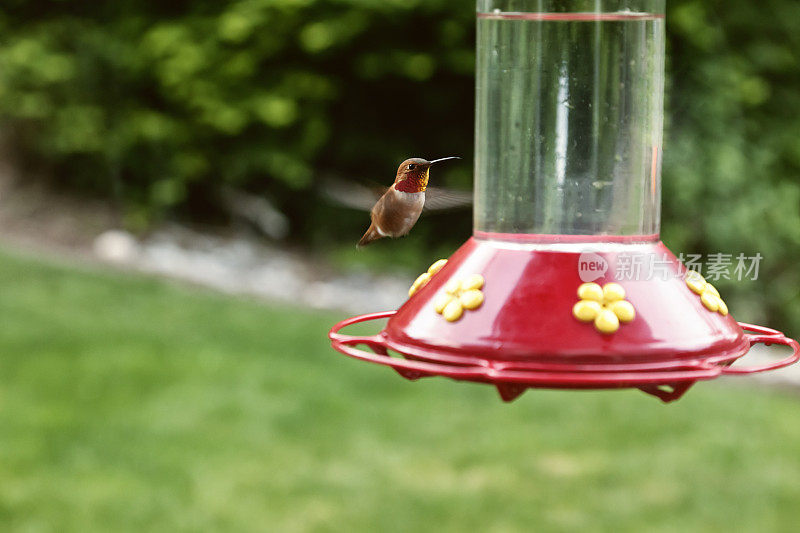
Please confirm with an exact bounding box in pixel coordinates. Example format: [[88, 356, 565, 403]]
[[474, 0, 665, 237]]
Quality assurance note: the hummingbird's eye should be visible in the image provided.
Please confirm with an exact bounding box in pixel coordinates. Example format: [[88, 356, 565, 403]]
[[407, 164, 416, 170]]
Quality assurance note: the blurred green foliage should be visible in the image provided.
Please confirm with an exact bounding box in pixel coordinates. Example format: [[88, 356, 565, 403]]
[[0, 0, 798, 330], [0, 0, 475, 233], [662, 0, 800, 332]]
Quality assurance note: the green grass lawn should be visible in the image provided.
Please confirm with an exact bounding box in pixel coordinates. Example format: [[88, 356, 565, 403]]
[[1, 249, 799, 532]]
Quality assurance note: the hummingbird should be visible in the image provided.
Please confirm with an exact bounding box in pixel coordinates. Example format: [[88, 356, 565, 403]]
[[353, 157, 463, 247]]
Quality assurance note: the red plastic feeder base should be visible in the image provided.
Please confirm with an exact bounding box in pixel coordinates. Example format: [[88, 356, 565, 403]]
[[329, 236, 799, 402]]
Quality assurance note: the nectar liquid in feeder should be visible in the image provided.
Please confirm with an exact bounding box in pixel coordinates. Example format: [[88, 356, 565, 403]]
[[475, 0, 663, 237], [330, 0, 799, 403]]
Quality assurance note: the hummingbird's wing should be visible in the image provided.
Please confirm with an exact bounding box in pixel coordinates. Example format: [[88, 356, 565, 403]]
[[322, 178, 472, 212], [321, 178, 386, 211], [422, 187, 473, 211]]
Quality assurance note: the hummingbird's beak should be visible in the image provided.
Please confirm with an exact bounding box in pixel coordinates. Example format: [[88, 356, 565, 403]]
[[428, 156, 461, 165]]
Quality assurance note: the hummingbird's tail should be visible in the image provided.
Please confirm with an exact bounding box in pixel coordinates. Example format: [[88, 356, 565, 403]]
[[357, 224, 383, 248]]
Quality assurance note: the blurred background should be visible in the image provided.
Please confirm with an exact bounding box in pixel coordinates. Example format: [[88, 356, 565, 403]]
[[1, 1, 799, 531]]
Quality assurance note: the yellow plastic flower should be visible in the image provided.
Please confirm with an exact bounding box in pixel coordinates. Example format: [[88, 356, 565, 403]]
[[572, 282, 635, 334], [434, 274, 485, 322], [408, 259, 448, 297], [684, 271, 728, 316]]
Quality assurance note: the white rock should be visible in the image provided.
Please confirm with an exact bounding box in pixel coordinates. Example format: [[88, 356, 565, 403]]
[[93, 230, 138, 263]]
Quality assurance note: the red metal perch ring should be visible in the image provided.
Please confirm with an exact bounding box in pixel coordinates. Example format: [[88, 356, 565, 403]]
[[329, 312, 800, 402]]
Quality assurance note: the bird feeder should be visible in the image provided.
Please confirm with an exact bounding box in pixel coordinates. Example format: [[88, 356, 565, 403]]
[[329, 0, 799, 402]]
